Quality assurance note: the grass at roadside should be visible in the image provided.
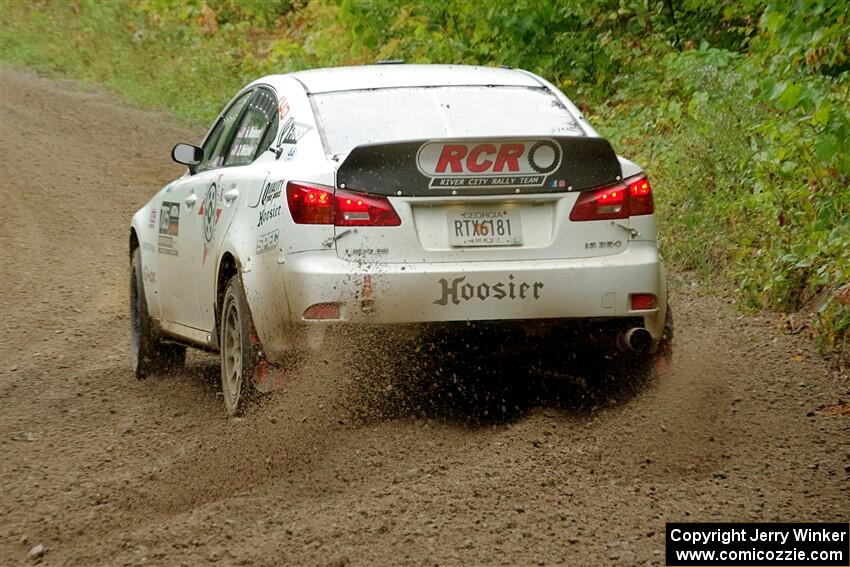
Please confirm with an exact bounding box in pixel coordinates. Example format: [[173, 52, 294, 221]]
[[0, 1, 242, 122], [2, 0, 847, 362]]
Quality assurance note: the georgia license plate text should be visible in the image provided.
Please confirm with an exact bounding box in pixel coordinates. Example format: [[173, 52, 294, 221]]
[[448, 209, 522, 247]]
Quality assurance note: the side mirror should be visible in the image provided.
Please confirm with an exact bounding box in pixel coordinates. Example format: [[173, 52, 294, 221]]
[[171, 143, 203, 173]]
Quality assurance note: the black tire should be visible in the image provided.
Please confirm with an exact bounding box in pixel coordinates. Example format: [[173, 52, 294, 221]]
[[130, 247, 185, 379], [219, 275, 259, 416]]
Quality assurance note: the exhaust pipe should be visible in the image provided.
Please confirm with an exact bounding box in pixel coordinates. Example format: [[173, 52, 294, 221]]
[[620, 327, 653, 353]]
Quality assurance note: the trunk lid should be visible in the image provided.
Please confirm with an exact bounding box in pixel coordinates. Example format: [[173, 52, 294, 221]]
[[334, 136, 631, 264]]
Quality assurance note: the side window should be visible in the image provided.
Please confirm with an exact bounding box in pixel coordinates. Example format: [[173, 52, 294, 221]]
[[197, 91, 253, 172], [198, 120, 226, 172], [224, 88, 279, 167]]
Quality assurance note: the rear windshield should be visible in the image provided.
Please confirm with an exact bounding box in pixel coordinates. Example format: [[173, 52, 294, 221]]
[[312, 86, 583, 156]]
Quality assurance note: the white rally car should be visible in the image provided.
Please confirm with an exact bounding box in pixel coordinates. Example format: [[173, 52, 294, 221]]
[[129, 64, 672, 415]]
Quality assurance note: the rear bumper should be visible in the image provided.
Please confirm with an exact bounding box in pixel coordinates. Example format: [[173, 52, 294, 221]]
[[279, 241, 667, 338]]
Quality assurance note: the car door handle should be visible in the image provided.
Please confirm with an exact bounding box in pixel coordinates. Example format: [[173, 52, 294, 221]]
[[223, 188, 239, 204], [184, 194, 198, 208]]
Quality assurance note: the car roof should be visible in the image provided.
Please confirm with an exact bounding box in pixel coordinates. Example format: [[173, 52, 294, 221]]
[[280, 64, 543, 94]]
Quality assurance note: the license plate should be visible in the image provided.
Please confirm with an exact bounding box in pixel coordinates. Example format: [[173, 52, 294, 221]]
[[447, 209, 523, 247]]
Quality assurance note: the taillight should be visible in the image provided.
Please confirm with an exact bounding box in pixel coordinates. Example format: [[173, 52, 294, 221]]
[[627, 176, 653, 216], [335, 188, 401, 227], [287, 182, 333, 224], [569, 174, 654, 221], [286, 182, 401, 226]]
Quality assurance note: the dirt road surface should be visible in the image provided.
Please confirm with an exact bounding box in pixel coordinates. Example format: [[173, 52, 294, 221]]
[[1, 66, 847, 566]]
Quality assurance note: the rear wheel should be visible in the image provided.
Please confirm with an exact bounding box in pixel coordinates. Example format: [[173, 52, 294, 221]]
[[219, 275, 258, 416], [130, 247, 185, 379]]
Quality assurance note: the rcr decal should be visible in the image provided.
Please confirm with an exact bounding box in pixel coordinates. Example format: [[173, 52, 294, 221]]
[[337, 136, 619, 197], [256, 230, 279, 255], [159, 201, 180, 236], [417, 139, 561, 189], [434, 275, 543, 306]]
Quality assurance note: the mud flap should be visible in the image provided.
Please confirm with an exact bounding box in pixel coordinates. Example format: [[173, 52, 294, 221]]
[[237, 280, 288, 393], [253, 360, 288, 393], [248, 320, 288, 393], [653, 305, 674, 372]]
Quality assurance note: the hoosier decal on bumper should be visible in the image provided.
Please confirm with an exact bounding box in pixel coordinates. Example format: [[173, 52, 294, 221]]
[[434, 275, 543, 305]]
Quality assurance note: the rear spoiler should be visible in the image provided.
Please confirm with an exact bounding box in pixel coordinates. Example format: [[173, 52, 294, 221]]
[[337, 136, 622, 197]]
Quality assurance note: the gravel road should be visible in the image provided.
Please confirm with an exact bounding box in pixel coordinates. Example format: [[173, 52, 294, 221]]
[[1, 66, 847, 566]]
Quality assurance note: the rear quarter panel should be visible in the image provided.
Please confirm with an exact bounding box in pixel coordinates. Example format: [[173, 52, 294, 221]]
[[219, 78, 334, 356]]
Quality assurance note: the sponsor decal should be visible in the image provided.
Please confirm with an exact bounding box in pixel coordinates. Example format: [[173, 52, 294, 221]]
[[417, 139, 562, 189], [236, 125, 264, 140], [277, 95, 291, 121], [257, 205, 282, 228], [251, 179, 283, 208], [255, 230, 280, 255], [143, 266, 157, 284], [277, 117, 312, 146], [148, 209, 157, 229], [159, 201, 180, 236], [141, 242, 156, 252], [158, 235, 178, 256], [198, 177, 223, 264], [283, 146, 298, 161], [337, 136, 621, 197], [231, 143, 257, 158], [553, 123, 581, 134], [201, 183, 221, 241], [434, 274, 543, 306], [585, 240, 623, 250], [230, 125, 264, 158], [344, 247, 389, 257], [255, 179, 284, 227]]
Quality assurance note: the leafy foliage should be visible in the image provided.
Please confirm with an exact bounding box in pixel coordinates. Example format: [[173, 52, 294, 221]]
[[1, 0, 847, 356]]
